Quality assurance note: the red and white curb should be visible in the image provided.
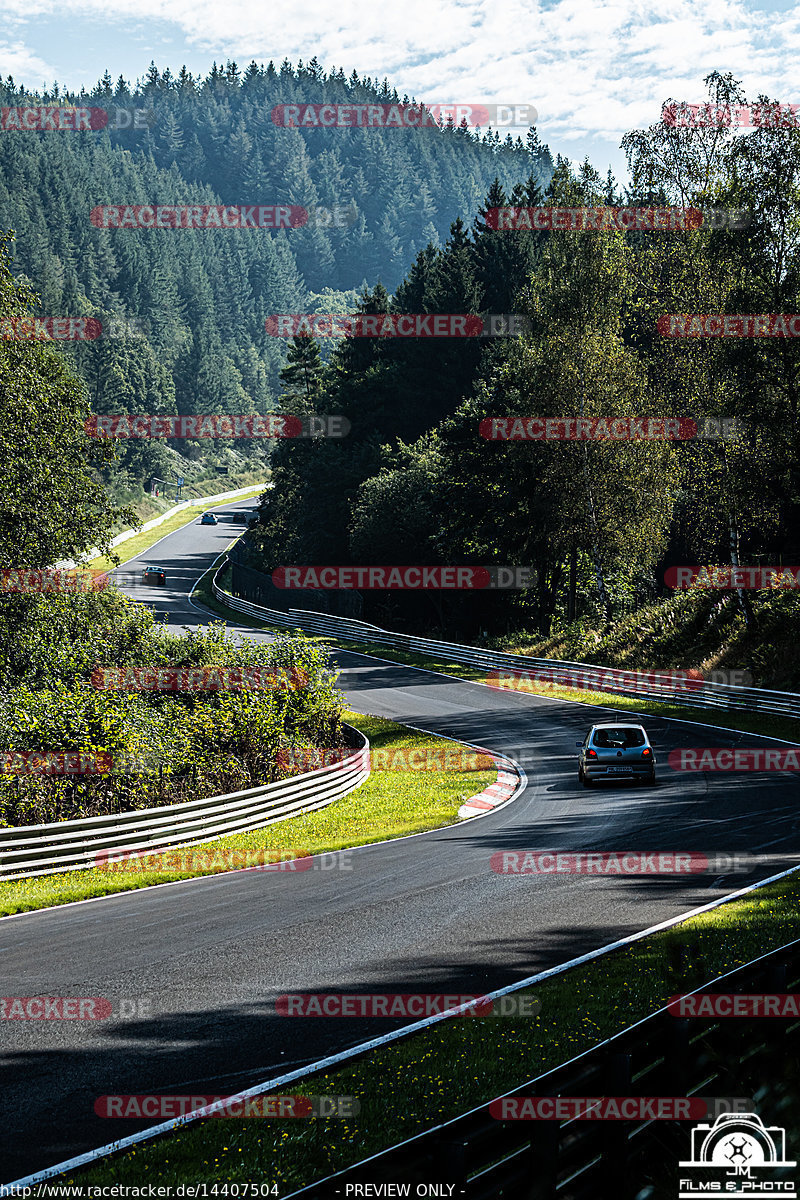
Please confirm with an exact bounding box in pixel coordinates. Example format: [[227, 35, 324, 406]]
[[458, 755, 520, 818]]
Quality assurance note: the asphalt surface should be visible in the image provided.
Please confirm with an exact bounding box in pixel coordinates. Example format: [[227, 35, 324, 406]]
[[2, 496, 799, 1181]]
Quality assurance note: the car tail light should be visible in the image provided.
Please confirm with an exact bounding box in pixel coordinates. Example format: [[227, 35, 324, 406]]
[[587, 748, 597, 758], [641, 747, 652, 757]]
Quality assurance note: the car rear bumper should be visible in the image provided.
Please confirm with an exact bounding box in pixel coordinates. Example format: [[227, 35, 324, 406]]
[[583, 763, 655, 780]]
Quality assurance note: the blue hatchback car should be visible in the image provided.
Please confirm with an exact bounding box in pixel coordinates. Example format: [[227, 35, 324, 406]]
[[200, 511, 218, 525], [577, 723, 656, 787]]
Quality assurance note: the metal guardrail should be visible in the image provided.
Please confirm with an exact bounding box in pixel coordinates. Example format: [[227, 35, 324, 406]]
[[213, 570, 800, 721], [285, 940, 800, 1199], [0, 727, 369, 882]]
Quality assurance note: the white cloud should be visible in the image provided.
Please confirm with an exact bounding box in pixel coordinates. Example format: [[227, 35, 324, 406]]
[[1, 0, 799, 158], [0, 39, 55, 82]]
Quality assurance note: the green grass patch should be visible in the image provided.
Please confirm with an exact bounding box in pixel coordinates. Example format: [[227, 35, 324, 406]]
[[62, 868, 800, 1188], [0, 712, 494, 917]]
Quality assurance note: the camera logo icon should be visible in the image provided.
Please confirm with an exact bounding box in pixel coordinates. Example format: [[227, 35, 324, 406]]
[[680, 1112, 795, 1174]]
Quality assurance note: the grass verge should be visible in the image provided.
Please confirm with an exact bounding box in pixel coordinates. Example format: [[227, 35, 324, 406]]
[[0, 712, 495, 917], [61, 869, 800, 1188]]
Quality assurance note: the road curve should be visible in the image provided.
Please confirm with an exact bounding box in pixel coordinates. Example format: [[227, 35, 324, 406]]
[[2, 498, 799, 1180]]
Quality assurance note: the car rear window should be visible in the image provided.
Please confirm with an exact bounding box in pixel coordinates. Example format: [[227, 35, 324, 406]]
[[592, 728, 645, 747]]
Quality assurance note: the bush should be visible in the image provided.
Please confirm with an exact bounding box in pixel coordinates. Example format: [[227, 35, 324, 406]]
[[0, 625, 346, 826]]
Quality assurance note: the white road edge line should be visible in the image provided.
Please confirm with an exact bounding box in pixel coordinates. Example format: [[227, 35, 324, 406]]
[[9, 859, 800, 1187]]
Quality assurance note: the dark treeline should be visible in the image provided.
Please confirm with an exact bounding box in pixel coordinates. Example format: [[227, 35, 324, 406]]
[[0, 59, 552, 501], [249, 73, 800, 640]]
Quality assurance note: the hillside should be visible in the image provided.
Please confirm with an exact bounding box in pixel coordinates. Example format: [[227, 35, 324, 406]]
[[490, 590, 800, 692]]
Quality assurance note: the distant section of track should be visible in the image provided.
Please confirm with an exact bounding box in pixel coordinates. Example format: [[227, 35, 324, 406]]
[[2, 497, 798, 1180]]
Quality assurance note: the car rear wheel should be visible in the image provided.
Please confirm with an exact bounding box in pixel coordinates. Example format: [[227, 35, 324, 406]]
[[647, 772, 657, 786], [581, 770, 593, 788]]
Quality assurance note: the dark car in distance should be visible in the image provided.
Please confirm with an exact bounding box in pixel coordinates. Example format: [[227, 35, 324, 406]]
[[141, 564, 166, 586]]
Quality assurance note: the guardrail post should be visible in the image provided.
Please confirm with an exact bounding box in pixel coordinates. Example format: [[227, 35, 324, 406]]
[[664, 1016, 690, 1093], [526, 1120, 559, 1199], [596, 1052, 631, 1199], [437, 1135, 468, 1190]]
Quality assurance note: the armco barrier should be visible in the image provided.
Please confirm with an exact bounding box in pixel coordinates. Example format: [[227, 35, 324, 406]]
[[0, 727, 368, 882], [212, 569, 800, 721], [283, 940, 800, 1199]]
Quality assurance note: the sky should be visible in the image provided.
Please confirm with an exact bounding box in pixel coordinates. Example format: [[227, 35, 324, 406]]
[[1, 0, 799, 183]]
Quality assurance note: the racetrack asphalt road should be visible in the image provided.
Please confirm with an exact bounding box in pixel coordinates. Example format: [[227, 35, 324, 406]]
[[2, 497, 799, 1180]]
